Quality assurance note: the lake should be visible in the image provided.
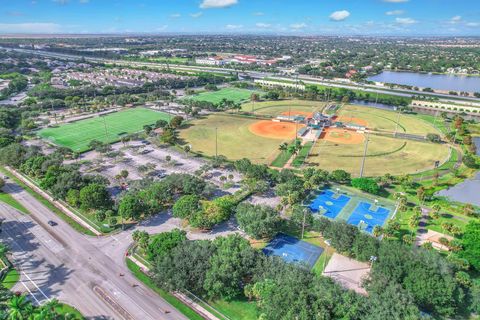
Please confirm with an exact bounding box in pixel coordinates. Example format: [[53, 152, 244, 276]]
[[474, 136, 480, 156], [368, 71, 480, 92], [436, 136, 480, 206]]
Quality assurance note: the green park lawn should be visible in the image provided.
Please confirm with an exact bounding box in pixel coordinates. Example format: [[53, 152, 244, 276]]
[[54, 304, 84, 319], [38, 108, 172, 152], [0, 192, 29, 214], [241, 99, 324, 116], [1, 268, 19, 289], [186, 88, 256, 105]]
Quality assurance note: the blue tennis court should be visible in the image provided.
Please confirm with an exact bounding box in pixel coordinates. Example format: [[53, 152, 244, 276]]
[[347, 202, 391, 234], [308, 189, 351, 219], [262, 234, 323, 269]]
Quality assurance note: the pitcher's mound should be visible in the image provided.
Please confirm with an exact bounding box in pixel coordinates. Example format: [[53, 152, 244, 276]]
[[249, 120, 303, 139]]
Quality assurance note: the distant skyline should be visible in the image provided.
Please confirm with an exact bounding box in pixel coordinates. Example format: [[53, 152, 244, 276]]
[[1, 0, 479, 36]]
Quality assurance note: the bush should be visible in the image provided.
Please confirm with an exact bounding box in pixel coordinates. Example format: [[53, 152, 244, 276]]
[[351, 177, 380, 194]]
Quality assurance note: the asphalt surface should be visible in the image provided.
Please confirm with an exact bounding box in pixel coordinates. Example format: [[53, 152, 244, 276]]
[[0, 178, 188, 320], [6, 46, 480, 104]]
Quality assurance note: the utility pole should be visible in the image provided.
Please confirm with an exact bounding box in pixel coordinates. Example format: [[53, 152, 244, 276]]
[[359, 132, 370, 178]]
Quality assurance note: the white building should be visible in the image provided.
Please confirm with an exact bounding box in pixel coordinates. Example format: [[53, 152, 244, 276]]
[[195, 57, 225, 66]]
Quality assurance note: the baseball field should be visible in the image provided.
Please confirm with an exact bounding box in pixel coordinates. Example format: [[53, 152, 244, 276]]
[[306, 104, 451, 176], [180, 100, 450, 176], [179, 113, 293, 163], [38, 108, 172, 152], [186, 88, 257, 105]]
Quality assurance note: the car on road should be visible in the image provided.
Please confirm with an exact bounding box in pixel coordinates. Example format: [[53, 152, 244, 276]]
[[47, 220, 58, 226]]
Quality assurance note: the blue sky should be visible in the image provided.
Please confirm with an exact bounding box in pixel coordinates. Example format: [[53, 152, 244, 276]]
[[1, 0, 479, 35]]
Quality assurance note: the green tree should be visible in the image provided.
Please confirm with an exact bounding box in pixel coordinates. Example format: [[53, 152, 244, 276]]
[[460, 221, 480, 271], [235, 203, 282, 239], [172, 194, 201, 219], [153, 240, 215, 294], [118, 193, 145, 221], [204, 235, 257, 300], [79, 183, 112, 211], [146, 229, 187, 261]]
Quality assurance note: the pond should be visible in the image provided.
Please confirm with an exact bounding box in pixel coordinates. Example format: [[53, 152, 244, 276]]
[[437, 172, 480, 206], [368, 71, 480, 92]]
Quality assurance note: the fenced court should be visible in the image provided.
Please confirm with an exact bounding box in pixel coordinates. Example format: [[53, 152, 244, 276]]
[[347, 202, 391, 234], [308, 189, 351, 219], [307, 187, 396, 234], [262, 234, 323, 269]]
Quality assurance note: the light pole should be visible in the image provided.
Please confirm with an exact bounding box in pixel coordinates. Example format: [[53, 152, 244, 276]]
[[215, 127, 218, 159], [359, 132, 370, 178], [301, 208, 307, 239]]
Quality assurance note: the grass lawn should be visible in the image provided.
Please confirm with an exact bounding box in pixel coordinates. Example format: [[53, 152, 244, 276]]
[[209, 298, 258, 320], [1, 268, 19, 289], [241, 99, 324, 116], [0, 167, 96, 236], [0, 192, 29, 214], [54, 303, 84, 319], [291, 141, 314, 168], [38, 108, 172, 152], [186, 88, 256, 105], [126, 258, 204, 320], [179, 113, 286, 163], [270, 149, 293, 167]]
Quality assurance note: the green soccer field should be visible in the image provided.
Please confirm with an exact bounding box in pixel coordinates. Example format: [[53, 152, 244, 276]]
[[38, 108, 172, 152], [186, 88, 256, 104]]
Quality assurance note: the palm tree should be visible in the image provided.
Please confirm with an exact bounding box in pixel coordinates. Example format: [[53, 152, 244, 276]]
[[278, 142, 288, 155], [8, 295, 31, 320]]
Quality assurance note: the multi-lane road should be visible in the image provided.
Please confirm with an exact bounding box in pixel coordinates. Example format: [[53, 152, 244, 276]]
[[0, 177, 188, 319], [3, 46, 480, 105], [0, 172, 238, 319]]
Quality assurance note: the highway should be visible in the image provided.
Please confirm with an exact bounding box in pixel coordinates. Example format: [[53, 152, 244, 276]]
[[0, 177, 188, 320], [3, 46, 480, 105]]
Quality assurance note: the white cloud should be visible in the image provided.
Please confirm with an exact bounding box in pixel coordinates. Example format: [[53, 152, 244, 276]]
[[290, 23, 307, 30], [170, 13, 181, 18], [449, 15, 462, 24], [329, 10, 350, 21], [466, 22, 479, 27], [252, 12, 264, 16], [200, 0, 237, 9], [52, 0, 69, 4], [382, 0, 409, 2], [156, 25, 168, 31], [0, 22, 61, 33], [225, 24, 243, 29], [386, 10, 404, 16], [255, 22, 271, 28], [190, 12, 203, 18], [395, 17, 417, 25]]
